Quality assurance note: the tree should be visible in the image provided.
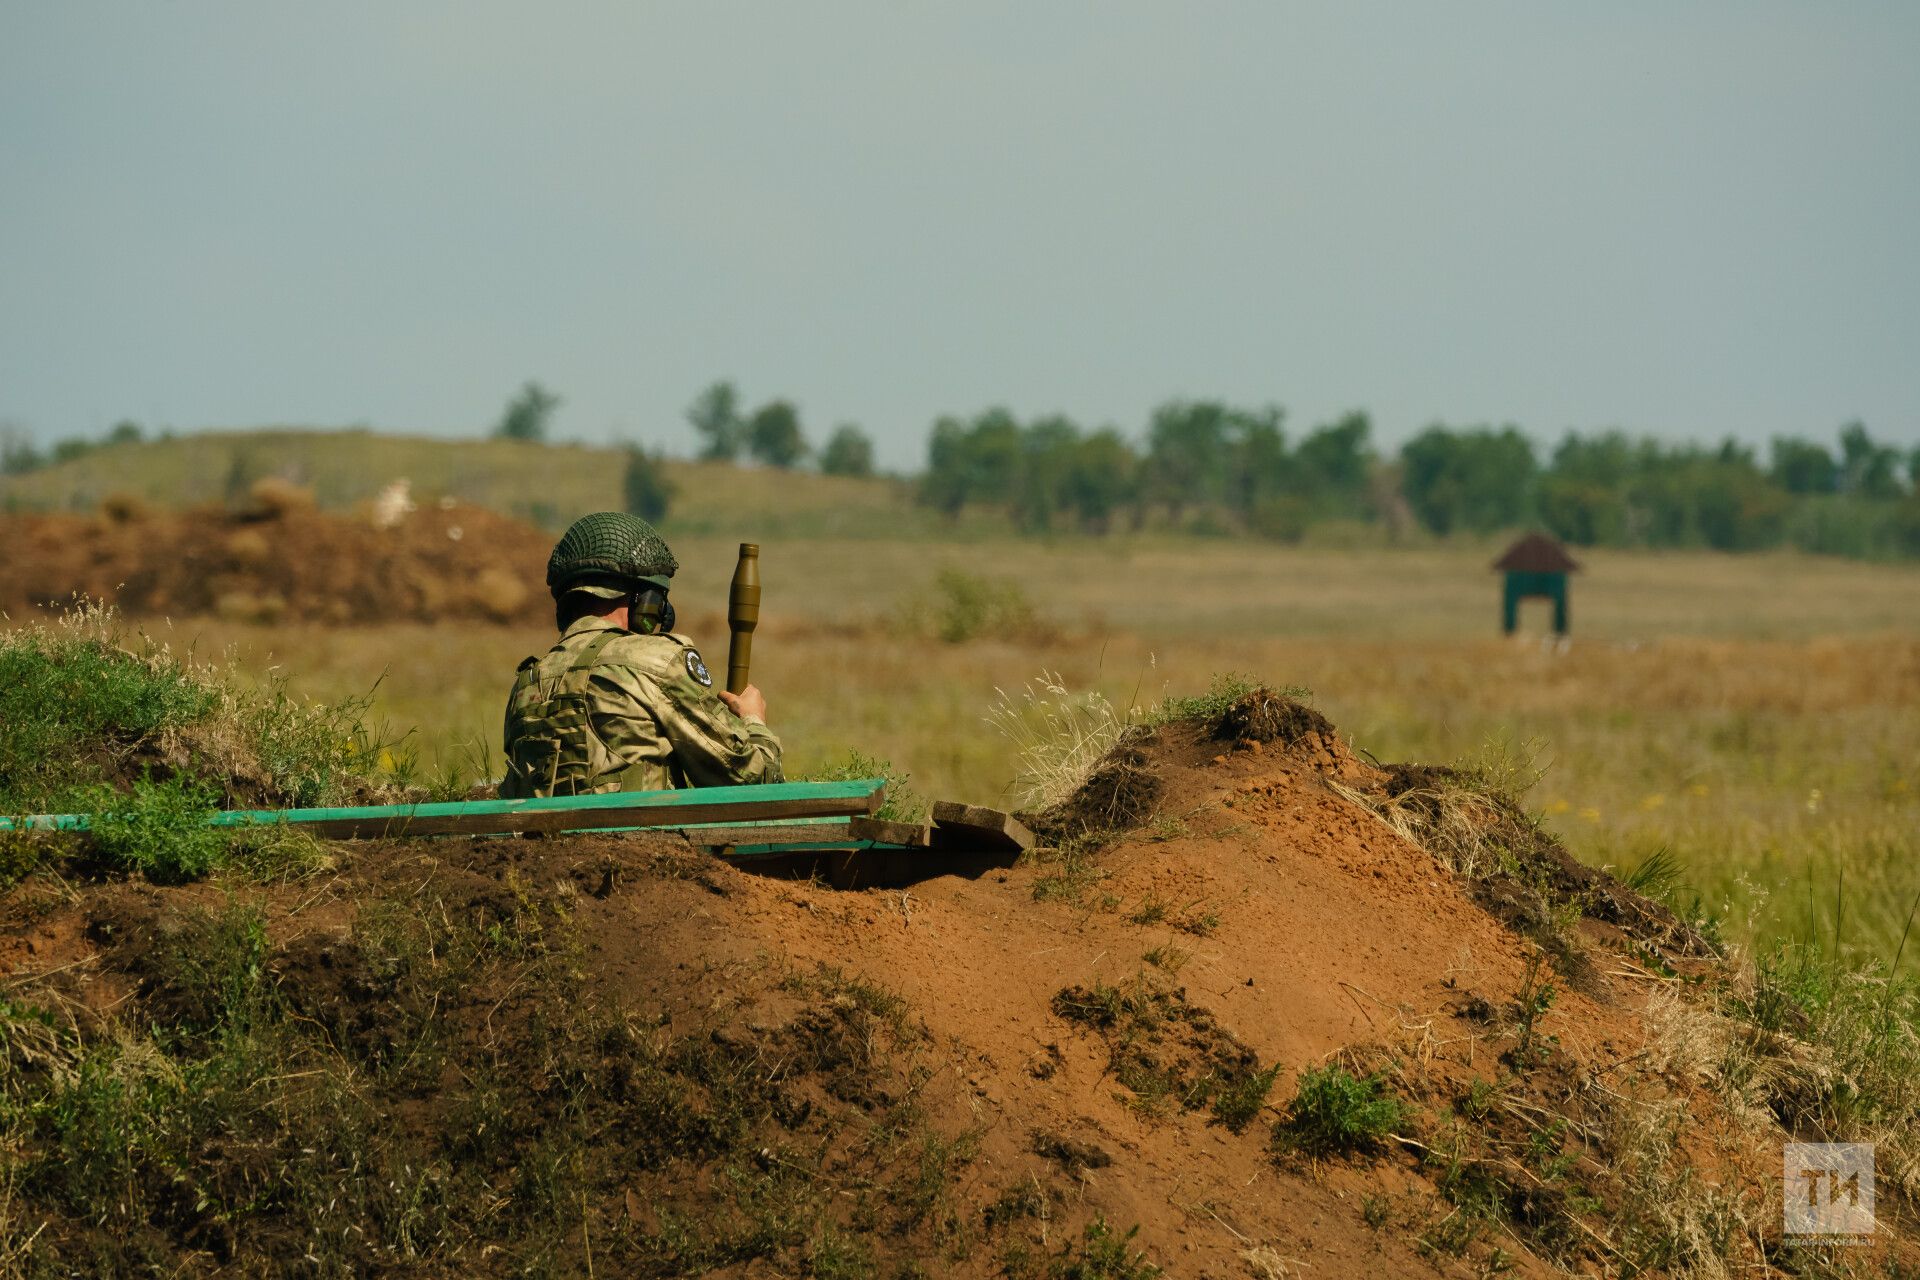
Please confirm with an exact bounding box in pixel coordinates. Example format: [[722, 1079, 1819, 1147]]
[[1143, 400, 1235, 518], [820, 424, 875, 477], [919, 409, 1021, 517], [107, 420, 144, 446], [622, 447, 674, 523], [1295, 412, 1373, 505], [1006, 412, 1082, 529], [0, 425, 43, 475], [50, 437, 95, 464], [745, 400, 807, 468], [688, 381, 743, 461], [1837, 421, 1901, 499], [1687, 450, 1791, 551], [1769, 436, 1838, 495], [1399, 425, 1536, 535], [1063, 428, 1139, 531], [921, 418, 972, 517], [495, 381, 560, 442], [1228, 411, 1288, 519]]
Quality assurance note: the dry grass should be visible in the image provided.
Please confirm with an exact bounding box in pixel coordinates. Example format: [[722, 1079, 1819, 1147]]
[[13, 538, 1916, 957], [986, 672, 1134, 811]]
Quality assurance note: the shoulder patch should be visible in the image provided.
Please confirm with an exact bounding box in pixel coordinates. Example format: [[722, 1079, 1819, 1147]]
[[684, 648, 714, 688]]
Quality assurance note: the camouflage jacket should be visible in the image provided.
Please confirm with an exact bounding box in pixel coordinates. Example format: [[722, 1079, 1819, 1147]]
[[499, 617, 783, 798]]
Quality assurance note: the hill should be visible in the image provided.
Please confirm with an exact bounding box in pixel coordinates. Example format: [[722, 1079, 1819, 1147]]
[[0, 428, 939, 539], [2, 618, 1914, 1277]]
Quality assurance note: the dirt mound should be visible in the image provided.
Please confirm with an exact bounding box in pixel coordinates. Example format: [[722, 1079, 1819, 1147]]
[[0, 497, 554, 625], [2, 704, 1914, 1277], [1028, 727, 1166, 843], [1215, 688, 1334, 746]]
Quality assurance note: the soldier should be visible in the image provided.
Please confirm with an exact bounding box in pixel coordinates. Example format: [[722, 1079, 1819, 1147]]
[[499, 512, 783, 798]]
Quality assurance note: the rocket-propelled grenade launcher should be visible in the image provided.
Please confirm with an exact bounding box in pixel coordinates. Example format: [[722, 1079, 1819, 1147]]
[[726, 542, 760, 695]]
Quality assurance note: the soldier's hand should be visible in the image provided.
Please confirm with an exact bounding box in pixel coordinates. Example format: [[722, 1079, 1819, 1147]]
[[719, 684, 768, 724]]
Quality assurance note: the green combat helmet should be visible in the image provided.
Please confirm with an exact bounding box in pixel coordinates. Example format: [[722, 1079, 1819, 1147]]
[[546, 511, 679, 600]]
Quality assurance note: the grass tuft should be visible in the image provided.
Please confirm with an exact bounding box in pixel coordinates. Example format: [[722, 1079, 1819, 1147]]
[[1048, 1214, 1160, 1279], [806, 749, 929, 823], [988, 672, 1131, 812], [1146, 673, 1260, 728], [1274, 1065, 1407, 1158], [0, 602, 216, 812], [1052, 977, 1278, 1129], [83, 773, 230, 883], [0, 603, 386, 887], [897, 569, 1052, 645], [1209, 1062, 1283, 1134]]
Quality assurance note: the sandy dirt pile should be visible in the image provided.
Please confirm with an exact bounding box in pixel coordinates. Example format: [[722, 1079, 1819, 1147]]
[[2, 697, 1912, 1277], [0, 482, 552, 625]]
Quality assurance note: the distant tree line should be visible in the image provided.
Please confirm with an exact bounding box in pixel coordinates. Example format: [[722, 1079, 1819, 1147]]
[[917, 403, 1920, 558], [682, 380, 874, 478], [1, 419, 150, 475], [920, 402, 1377, 537], [9, 381, 1918, 559]]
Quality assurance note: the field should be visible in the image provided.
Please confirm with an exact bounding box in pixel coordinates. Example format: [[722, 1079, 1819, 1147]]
[[146, 534, 1920, 962], [9, 470, 1920, 1275], [0, 428, 939, 538]]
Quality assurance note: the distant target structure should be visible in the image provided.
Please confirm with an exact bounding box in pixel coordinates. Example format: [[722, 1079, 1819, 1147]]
[[1494, 532, 1580, 636]]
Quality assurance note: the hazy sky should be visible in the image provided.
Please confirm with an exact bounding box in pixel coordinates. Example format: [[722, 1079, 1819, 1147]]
[[3, 3, 1916, 469]]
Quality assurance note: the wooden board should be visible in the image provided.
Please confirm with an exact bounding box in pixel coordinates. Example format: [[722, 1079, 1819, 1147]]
[[847, 817, 932, 847], [681, 821, 857, 848], [929, 801, 1034, 854]]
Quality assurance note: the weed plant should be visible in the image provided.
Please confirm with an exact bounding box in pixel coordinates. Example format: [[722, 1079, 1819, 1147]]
[[1045, 1215, 1160, 1280], [81, 774, 229, 883], [1145, 672, 1260, 727], [806, 749, 929, 823], [1275, 1065, 1407, 1157]]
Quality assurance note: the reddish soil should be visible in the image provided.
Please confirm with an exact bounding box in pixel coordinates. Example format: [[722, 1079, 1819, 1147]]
[[3, 708, 1912, 1277], [0, 493, 552, 626]]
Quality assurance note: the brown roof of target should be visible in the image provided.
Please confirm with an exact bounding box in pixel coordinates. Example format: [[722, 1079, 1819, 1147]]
[[1492, 532, 1580, 574]]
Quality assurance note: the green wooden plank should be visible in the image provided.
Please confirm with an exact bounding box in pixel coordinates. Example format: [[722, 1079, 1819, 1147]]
[[2, 780, 886, 840]]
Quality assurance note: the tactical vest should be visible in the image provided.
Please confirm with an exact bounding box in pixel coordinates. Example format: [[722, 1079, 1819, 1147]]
[[500, 629, 628, 798]]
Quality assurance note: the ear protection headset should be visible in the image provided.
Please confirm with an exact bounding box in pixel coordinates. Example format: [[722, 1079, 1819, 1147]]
[[627, 585, 675, 635]]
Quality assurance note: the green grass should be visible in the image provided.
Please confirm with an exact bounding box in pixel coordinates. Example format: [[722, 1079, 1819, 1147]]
[[1712, 941, 1920, 1196], [0, 605, 218, 813], [1209, 1063, 1284, 1134], [1045, 1216, 1160, 1280], [804, 750, 930, 823], [0, 603, 375, 818], [81, 774, 230, 883], [895, 568, 1048, 644], [0, 604, 389, 886], [1146, 672, 1262, 727], [1275, 1065, 1408, 1158]]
